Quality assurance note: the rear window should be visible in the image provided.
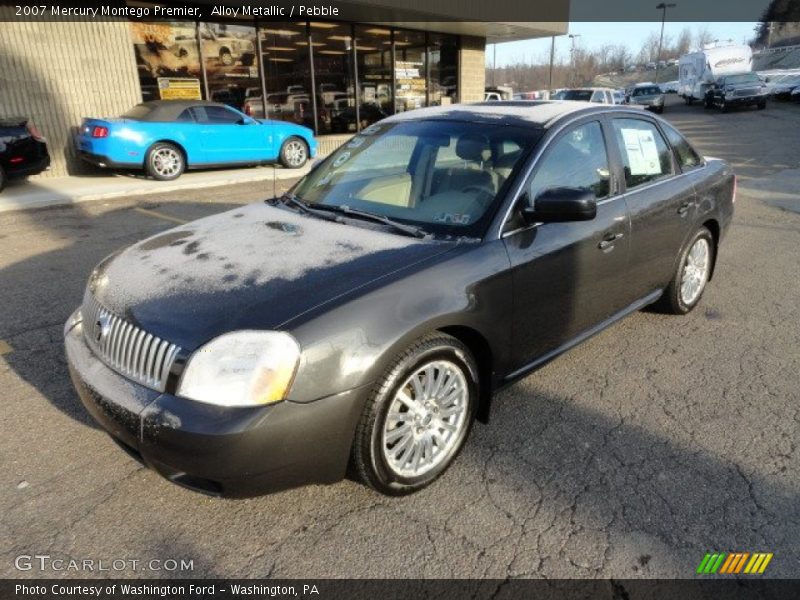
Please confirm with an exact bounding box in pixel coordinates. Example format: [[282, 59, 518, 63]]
[[121, 104, 154, 120], [561, 90, 593, 101], [633, 87, 661, 96]]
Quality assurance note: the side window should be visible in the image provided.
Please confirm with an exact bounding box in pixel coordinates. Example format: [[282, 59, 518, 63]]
[[661, 123, 703, 170], [529, 121, 610, 202], [590, 90, 604, 103], [197, 105, 242, 124], [605, 91, 613, 104], [611, 118, 674, 190], [190, 106, 209, 123], [176, 109, 194, 123]]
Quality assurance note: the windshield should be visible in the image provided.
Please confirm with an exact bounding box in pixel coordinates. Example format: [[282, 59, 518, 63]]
[[633, 86, 661, 96], [292, 120, 541, 237], [724, 73, 760, 85], [561, 90, 593, 101]]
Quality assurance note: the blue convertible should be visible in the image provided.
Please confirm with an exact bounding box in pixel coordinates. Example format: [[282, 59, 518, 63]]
[[75, 100, 317, 180]]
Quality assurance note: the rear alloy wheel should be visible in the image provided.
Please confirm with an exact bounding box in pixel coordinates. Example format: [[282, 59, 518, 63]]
[[351, 333, 478, 495], [657, 226, 715, 315], [279, 137, 308, 169], [146, 143, 184, 181]]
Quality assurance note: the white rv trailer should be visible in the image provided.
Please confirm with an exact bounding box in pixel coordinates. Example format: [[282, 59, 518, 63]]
[[678, 44, 753, 104]]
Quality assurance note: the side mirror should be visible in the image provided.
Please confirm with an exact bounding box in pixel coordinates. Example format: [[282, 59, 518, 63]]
[[521, 187, 597, 223]]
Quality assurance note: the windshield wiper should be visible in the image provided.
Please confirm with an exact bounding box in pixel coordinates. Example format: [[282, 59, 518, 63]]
[[274, 192, 344, 224], [309, 204, 428, 239]]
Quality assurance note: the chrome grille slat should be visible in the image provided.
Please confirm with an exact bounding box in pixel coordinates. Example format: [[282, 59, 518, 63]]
[[81, 292, 181, 392]]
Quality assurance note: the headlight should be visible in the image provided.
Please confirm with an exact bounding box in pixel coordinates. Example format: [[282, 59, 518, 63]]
[[177, 331, 300, 407]]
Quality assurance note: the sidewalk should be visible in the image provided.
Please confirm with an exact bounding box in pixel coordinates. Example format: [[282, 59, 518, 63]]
[[0, 164, 309, 213]]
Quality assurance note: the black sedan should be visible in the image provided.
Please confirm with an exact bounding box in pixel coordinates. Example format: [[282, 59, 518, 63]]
[[0, 116, 50, 192], [65, 102, 735, 496]]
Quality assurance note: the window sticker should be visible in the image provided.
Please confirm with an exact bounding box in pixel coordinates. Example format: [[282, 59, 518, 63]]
[[620, 128, 661, 176], [434, 213, 471, 225]]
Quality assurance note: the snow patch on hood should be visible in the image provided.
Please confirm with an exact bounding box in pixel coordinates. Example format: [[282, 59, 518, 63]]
[[96, 202, 418, 310]]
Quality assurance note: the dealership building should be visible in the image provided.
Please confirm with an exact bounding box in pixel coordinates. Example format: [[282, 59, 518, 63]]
[[0, 2, 566, 177]]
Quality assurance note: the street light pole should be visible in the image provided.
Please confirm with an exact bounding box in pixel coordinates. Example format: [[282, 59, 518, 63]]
[[569, 34, 581, 86], [654, 2, 676, 84]]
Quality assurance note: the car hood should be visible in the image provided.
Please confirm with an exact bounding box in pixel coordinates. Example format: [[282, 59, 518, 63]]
[[91, 203, 455, 351]]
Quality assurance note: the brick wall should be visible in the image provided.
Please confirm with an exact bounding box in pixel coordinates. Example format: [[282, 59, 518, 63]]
[[0, 14, 141, 178], [458, 36, 486, 103]]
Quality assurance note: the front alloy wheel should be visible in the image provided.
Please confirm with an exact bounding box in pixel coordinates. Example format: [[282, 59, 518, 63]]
[[352, 333, 478, 495], [279, 137, 308, 169]]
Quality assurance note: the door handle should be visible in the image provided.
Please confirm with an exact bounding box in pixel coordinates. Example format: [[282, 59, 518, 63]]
[[678, 201, 693, 215], [598, 232, 624, 250]]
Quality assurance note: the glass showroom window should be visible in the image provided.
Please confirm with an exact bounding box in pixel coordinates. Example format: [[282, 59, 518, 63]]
[[354, 25, 393, 129], [130, 21, 203, 102], [199, 22, 260, 111], [428, 33, 458, 106], [258, 23, 313, 129], [311, 21, 357, 134], [394, 29, 427, 113]]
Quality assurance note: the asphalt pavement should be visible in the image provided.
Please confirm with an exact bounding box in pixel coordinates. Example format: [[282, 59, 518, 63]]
[[1, 96, 798, 579]]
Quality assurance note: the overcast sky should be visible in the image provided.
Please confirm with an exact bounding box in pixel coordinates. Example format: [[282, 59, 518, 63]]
[[490, 22, 760, 67]]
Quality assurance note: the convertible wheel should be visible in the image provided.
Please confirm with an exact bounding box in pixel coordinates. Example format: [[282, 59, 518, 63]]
[[279, 137, 308, 169], [145, 143, 185, 181], [658, 226, 715, 315], [351, 333, 478, 495], [219, 49, 233, 66]]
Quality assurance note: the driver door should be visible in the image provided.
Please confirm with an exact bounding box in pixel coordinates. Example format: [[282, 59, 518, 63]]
[[190, 105, 269, 163], [502, 119, 632, 372]]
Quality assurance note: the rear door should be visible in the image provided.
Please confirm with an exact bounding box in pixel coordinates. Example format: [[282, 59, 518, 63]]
[[608, 116, 696, 300], [502, 118, 631, 371]]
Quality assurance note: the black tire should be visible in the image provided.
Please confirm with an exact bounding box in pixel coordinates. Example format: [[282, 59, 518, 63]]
[[219, 49, 233, 66], [145, 142, 185, 181], [685, 96, 694, 106], [655, 106, 664, 114], [704, 96, 713, 109], [278, 136, 308, 169], [240, 53, 255, 67], [351, 333, 479, 495], [657, 226, 715, 315], [0, 166, 6, 193], [757, 101, 766, 110], [720, 99, 729, 113]]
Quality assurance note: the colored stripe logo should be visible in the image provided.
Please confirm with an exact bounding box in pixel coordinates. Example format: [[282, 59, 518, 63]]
[[696, 552, 773, 574]]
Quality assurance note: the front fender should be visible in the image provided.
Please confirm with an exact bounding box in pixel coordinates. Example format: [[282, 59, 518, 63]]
[[284, 241, 513, 404]]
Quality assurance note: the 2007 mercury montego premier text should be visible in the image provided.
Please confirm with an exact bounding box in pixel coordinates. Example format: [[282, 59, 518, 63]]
[[65, 101, 734, 496]]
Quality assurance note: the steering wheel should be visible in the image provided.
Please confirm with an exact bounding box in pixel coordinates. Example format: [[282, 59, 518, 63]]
[[462, 185, 495, 205]]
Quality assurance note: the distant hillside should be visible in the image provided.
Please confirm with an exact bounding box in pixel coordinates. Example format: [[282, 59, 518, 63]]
[[754, 46, 800, 71], [593, 65, 679, 89]]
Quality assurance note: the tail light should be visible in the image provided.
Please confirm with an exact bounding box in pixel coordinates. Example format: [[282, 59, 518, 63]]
[[26, 121, 46, 142], [92, 126, 109, 138], [732, 174, 737, 204]]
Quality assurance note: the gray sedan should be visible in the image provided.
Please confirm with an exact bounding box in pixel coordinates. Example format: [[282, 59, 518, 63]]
[[628, 84, 666, 113]]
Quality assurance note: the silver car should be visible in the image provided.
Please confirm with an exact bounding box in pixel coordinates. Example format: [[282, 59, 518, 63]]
[[628, 84, 666, 114]]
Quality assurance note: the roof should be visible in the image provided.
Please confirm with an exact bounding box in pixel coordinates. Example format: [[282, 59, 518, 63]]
[[132, 100, 229, 121], [381, 101, 603, 128]]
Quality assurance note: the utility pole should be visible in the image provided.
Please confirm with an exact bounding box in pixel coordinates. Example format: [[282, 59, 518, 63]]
[[548, 36, 555, 90], [654, 2, 676, 84], [568, 34, 580, 86], [493, 43, 497, 86]]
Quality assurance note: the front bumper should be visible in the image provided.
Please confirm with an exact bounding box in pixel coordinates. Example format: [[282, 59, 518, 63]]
[[65, 317, 367, 497], [723, 94, 766, 106]]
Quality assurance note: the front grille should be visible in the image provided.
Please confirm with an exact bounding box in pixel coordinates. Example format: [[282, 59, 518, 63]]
[[82, 293, 180, 392], [735, 87, 759, 97]]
